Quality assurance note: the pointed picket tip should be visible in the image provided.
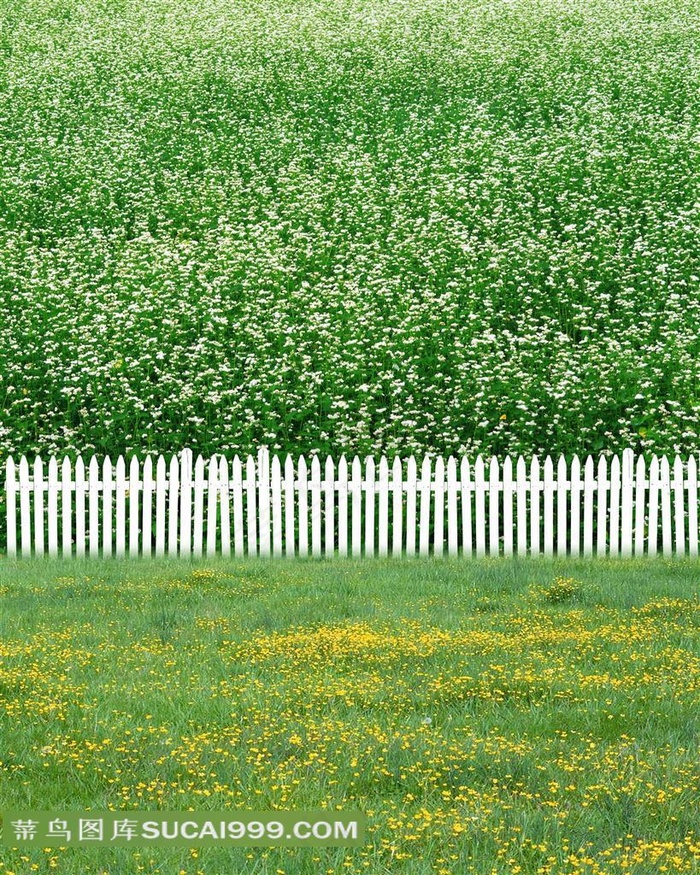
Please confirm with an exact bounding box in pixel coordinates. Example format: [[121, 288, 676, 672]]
[[298, 455, 308, 473], [392, 455, 402, 473]]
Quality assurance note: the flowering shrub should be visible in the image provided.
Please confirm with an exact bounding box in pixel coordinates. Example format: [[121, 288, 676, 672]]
[[539, 576, 583, 604], [0, 0, 698, 460]]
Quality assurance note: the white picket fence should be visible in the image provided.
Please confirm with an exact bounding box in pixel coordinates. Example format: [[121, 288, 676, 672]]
[[3, 448, 699, 559]]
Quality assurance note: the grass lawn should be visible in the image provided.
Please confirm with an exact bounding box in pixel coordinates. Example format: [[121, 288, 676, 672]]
[[0, 557, 699, 874]]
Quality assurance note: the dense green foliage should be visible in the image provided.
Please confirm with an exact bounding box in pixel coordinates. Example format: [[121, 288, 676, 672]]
[[0, 0, 699, 460]]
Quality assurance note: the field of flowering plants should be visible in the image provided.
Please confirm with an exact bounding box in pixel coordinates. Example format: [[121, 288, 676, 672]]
[[1, 557, 700, 875], [0, 0, 699, 462]]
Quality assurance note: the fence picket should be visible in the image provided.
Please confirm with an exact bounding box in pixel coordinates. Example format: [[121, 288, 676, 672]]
[[75, 456, 86, 558], [47, 458, 59, 556], [231, 456, 244, 557], [167, 456, 179, 556], [673, 455, 685, 556], [621, 449, 634, 557], [101, 457, 112, 558], [128, 455, 140, 558], [192, 455, 205, 558], [284, 455, 295, 557], [142, 456, 153, 556], [419, 456, 431, 557], [556, 455, 567, 556], [114, 455, 125, 557], [310, 455, 322, 558], [351, 456, 362, 557], [660, 455, 672, 557], [447, 456, 458, 557], [609, 455, 621, 557], [365, 457, 376, 556], [219, 456, 231, 557], [474, 456, 485, 558], [634, 456, 646, 556], [258, 448, 271, 558], [35, 456, 45, 556], [206, 456, 218, 556], [530, 456, 540, 555], [88, 456, 99, 557], [337, 456, 349, 557], [405, 457, 417, 556], [155, 456, 167, 557], [583, 456, 594, 557], [392, 457, 403, 556], [502, 456, 513, 557], [596, 456, 608, 556], [434, 456, 445, 556], [489, 456, 500, 556], [325, 456, 335, 557], [179, 449, 192, 557], [271, 455, 283, 558], [378, 456, 389, 557], [516, 456, 527, 555], [246, 455, 257, 558], [689, 456, 698, 558], [570, 455, 581, 556], [62, 456, 73, 557], [6, 457, 17, 558], [543, 456, 554, 557], [19, 456, 31, 557], [648, 456, 659, 556], [298, 456, 309, 557]]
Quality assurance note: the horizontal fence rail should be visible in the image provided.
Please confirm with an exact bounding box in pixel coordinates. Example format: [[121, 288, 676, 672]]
[[3, 448, 700, 559]]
